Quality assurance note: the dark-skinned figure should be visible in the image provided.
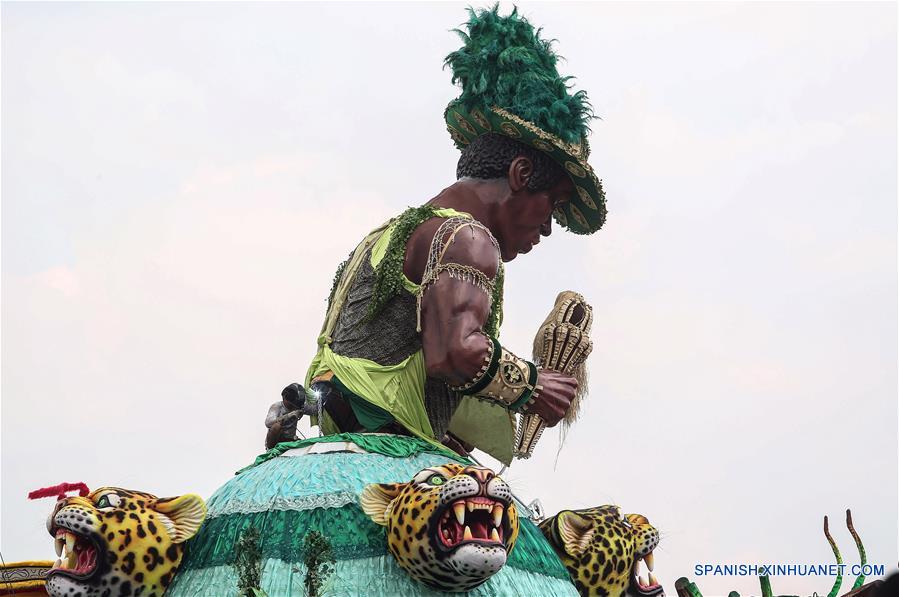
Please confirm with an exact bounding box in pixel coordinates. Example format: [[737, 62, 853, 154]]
[[263, 383, 322, 449], [292, 6, 608, 465]]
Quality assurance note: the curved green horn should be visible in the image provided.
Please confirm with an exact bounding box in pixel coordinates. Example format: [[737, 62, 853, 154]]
[[824, 515, 843, 597], [847, 509, 867, 590]]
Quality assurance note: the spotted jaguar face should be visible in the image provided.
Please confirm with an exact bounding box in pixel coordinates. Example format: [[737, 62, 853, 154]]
[[539, 505, 663, 597], [360, 463, 520, 592], [44, 487, 206, 597]]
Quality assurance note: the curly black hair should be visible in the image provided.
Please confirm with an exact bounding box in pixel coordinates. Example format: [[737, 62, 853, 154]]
[[456, 133, 565, 191]]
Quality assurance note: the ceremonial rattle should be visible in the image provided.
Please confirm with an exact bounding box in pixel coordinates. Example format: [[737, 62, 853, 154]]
[[514, 291, 594, 459]]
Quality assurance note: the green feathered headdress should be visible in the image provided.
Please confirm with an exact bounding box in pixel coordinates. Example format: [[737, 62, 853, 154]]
[[444, 5, 606, 235]]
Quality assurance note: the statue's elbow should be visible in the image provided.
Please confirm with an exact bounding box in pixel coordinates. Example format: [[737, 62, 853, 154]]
[[425, 341, 480, 386], [424, 350, 453, 380]]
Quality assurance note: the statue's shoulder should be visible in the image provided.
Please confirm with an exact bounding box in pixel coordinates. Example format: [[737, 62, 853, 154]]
[[403, 212, 499, 285], [433, 218, 500, 278]]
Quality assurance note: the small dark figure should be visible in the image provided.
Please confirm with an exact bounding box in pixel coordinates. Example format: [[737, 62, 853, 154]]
[[264, 383, 311, 449]]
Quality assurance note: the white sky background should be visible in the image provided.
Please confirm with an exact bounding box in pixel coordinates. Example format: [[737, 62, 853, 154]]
[[1, 2, 896, 594]]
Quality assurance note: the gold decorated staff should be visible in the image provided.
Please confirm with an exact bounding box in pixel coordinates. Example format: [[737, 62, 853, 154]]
[[514, 291, 594, 459]]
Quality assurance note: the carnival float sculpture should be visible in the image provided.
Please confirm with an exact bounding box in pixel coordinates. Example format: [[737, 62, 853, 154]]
[[6, 6, 678, 597], [167, 432, 584, 595]]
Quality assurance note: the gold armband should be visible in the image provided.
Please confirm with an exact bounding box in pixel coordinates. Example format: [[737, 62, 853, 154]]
[[449, 336, 540, 411]]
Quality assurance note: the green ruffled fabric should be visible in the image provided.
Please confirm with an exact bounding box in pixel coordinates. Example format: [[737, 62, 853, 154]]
[[181, 504, 569, 582], [508, 517, 569, 578], [221, 452, 461, 519], [181, 505, 385, 568], [170, 555, 579, 596], [238, 433, 468, 474]]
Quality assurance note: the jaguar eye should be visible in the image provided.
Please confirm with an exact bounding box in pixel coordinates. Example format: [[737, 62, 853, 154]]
[[96, 494, 121, 509], [427, 475, 446, 486]]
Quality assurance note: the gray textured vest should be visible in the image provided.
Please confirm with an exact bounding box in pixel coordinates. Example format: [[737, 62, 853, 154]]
[[329, 247, 462, 440]]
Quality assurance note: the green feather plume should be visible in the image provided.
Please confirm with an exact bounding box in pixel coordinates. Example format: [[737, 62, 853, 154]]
[[444, 4, 593, 144]]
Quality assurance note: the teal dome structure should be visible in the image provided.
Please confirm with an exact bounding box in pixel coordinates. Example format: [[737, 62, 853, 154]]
[[168, 433, 577, 596]]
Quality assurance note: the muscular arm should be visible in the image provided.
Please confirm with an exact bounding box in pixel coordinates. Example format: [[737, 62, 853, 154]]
[[404, 216, 576, 427], [416, 224, 498, 385]]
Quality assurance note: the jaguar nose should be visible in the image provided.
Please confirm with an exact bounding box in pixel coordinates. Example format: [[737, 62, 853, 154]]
[[46, 500, 64, 535], [464, 467, 496, 490]]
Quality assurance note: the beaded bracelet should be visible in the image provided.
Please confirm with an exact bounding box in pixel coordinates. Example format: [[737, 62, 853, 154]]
[[449, 335, 500, 393]]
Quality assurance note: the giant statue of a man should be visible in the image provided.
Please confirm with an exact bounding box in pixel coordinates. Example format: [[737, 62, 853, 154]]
[[303, 7, 607, 464]]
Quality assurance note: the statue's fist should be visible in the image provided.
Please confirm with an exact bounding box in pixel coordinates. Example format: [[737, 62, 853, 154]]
[[528, 370, 578, 427], [281, 383, 306, 410]]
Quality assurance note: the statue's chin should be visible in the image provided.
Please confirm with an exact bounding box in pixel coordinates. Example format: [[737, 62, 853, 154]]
[[447, 543, 508, 579]]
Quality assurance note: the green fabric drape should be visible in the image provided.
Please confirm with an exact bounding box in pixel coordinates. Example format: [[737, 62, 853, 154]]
[[446, 398, 515, 465], [181, 505, 386, 569], [238, 433, 468, 474], [170, 555, 579, 596], [307, 345, 439, 446], [336, 377, 396, 432], [181, 504, 570, 582]]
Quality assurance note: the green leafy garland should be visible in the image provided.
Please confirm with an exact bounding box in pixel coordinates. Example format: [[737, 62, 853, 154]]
[[366, 205, 440, 321], [326, 256, 349, 311], [234, 526, 264, 597], [303, 531, 335, 597]]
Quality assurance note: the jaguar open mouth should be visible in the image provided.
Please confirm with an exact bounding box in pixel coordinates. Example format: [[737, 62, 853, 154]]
[[434, 496, 510, 552], [47, 526, 100, 581], [630, 550, 664, 596]]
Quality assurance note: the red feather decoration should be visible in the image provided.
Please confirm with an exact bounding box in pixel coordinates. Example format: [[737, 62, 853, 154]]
[[28, 482, 90, 501]]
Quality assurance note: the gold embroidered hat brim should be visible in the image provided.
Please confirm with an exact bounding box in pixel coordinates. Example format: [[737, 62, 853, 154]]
[[445, 103, 607, 235]]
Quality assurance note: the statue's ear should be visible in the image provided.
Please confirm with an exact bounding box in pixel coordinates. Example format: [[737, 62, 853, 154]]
[[153, 494, 207, 543], [360, 483, 404, 526], [557, 511, 595, 557]]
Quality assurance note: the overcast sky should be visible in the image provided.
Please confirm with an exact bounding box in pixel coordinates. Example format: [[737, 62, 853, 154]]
[[2, 2, 896, 594]]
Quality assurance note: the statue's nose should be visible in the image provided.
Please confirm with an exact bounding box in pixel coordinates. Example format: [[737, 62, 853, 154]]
[[540, 216, 552, 237]]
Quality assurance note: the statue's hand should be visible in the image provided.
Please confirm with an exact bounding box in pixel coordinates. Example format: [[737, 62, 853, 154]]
[[528, 370, 578, 427]]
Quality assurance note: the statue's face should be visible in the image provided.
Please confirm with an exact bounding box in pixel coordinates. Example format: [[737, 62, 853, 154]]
[[497, 174, 572, 262]]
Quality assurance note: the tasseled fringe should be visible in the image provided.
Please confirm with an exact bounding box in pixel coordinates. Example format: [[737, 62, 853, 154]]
[[417, 263, 495, 333], [442, 266, 491, 293], [564, 361, 589, 426], [416, 292, 423, 333]]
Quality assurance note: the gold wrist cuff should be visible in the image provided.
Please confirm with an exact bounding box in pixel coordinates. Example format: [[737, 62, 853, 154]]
[[450, 338, 538, 411], [473, 346, 538, 410]]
